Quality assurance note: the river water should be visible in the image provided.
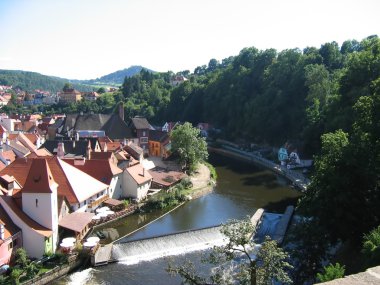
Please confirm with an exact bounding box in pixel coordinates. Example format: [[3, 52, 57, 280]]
[[54, 153, 301, 285]]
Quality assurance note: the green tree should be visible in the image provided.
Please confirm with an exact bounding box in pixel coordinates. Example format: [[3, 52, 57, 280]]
[[10, 268, 22, 285], [167, 218, 292, 285], [362, 225, 380, 268], [316, 263, 345, 282], [62, 82, 73, 91], [14, 248, 29, 268], [97, 87, 106, 94], [170, 122, 208, 172]]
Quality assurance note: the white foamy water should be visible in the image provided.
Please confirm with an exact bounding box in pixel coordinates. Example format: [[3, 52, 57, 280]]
[[67, 268, 97, 285], [112, 226, 227, 265]]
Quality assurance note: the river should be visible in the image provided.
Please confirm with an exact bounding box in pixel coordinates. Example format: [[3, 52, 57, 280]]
[[54, 152, 301, 284]]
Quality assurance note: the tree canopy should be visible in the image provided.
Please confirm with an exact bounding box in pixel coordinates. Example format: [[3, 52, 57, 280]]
[[170, 122, 208, 172]]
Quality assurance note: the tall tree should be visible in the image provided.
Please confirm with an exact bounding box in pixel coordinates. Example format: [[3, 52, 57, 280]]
[[170, 122, 208, 172]]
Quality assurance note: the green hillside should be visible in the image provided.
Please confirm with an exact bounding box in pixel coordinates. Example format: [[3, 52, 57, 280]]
[[0, 69, 94, 92], [75, 65, 154, 85]]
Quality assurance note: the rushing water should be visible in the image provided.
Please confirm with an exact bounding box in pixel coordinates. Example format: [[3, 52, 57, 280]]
[[54, 153, 301, 284]]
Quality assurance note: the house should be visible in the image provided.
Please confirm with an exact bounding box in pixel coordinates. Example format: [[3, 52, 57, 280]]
[[82, 92, 100, 101], [128, 117, 152, 153], [63, 157, 123, 200], [148, 130, 169, 157], [0, 157, 109, 213], [197, 123, 212, 137], [123, 142, 144, 162], [58, 88, 82, 103], [170, 75, 188, 86], [59, 112, 133, 140], [161, 122, 179, 133], [41, 139, 92, 159], [0, 159, 57, 258], [0, 204, 22, 266], [123, 164, 152, 201]]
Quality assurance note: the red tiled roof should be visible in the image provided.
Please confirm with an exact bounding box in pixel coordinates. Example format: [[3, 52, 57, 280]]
[[105, 142, 121, 151], [0, 204, 21, 244], [0, 157, 108, 205], [23, 159, 58, 194], [0, 150, 16, 164], [90, 151, 113, 160], [126, 164, 152, 185], [58, 212, 94, 233], [0, 161, 6, 172], [0, 196, 52, 237], [63, 158, 122, 185], [148, 168, 186, 187], [0, 158, 70, 204]]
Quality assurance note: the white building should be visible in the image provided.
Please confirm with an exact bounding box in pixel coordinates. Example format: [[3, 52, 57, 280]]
[[123, 164, 152, 201]]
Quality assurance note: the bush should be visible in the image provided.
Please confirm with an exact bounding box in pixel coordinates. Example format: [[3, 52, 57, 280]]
[[203, 161, 217, 180], [316, 263, 345, 282]]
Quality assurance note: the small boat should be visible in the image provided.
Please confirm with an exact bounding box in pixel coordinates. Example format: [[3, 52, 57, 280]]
[[96, 231, 106, 239]]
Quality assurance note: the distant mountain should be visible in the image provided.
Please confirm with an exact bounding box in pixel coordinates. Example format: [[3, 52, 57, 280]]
[[0, 69, 94, 93], [75, 65, 154, 85]]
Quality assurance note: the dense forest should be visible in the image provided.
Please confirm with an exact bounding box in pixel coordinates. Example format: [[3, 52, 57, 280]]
[[117, 35, 380, 155], [0, 69, 93, 92]]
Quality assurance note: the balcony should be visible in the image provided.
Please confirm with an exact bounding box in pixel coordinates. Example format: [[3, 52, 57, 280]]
[[88, 194, 109, 209]]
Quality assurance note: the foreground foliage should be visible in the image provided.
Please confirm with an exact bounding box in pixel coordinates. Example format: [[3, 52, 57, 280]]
[[316, 263, 345, 283], [167, 218, 292, 285]]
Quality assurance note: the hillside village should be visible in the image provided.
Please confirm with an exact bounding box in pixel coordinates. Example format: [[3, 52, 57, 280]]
[[0, 94, 204, 267]]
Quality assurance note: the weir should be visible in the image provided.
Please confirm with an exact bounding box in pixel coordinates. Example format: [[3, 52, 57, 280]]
[[93, 207, 293, 267], [111, 225, 226, 265]]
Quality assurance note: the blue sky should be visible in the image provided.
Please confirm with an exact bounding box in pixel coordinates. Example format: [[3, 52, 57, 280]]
[[0, 0, 379, 79]]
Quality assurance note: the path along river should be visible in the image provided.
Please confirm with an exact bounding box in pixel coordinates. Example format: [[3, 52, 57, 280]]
[[55, 152, 301, 285]]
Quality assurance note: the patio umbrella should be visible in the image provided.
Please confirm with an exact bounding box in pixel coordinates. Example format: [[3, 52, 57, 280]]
[[60, 242, 74, 248], [99, 212, 109, 218], [83, 241, 97, 248], [96, 208, 106, 213], [92, 215, 101, 220], [105, 210, 115, 215], [62, 237, 76, 243], [87, 236, 100, 243]]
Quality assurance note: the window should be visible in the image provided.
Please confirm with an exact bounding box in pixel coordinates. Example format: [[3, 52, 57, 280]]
[[84, 200, 87, 205], [8, 242, 13, 250], [142, 131, 146, 136], [140, 137, 148, 143], [35, 199, 38, 207], [13, 239, 17, 247]]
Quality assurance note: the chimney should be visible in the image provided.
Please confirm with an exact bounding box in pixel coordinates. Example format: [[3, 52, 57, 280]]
[[143, 167, 145, 177], [75, 132, 79, 141], [86, 144, 92, 160], [57, 142, 65, 158], [0, 224, 4, 240], [118, 102, 124, 121]]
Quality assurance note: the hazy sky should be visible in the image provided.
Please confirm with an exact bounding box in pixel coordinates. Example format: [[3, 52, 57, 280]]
[[0, 0, 379, 79]]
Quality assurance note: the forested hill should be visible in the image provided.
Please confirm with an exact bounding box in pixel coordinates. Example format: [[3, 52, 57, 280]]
[[76, 65, 154, 85], [118, 35, 379, 155], [0, 69, 93, 92]]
